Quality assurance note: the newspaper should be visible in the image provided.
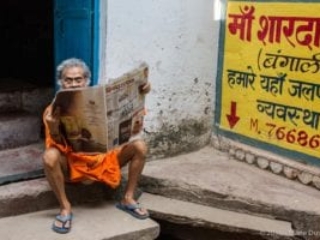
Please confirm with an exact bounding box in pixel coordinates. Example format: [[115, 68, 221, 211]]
[[52, 63, 148, 152]]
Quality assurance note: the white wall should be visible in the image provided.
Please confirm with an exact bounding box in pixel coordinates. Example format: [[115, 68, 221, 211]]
[[104, 0, 220, 158]]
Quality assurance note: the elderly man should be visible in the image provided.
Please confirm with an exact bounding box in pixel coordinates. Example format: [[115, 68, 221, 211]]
[[43, 58, 151, 234]]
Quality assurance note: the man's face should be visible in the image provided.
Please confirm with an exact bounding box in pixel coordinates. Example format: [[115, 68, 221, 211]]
[[60, 66, 88, 89]]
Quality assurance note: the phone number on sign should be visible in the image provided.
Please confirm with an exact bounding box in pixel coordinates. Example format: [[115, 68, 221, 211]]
[[265, 123, 320, 149]]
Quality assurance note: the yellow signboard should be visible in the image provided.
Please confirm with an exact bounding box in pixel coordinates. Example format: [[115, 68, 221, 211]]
[[217, 1, 320, 161]]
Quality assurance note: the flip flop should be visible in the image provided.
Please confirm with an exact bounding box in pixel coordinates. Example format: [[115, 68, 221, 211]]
[[52, 213, 73, 234], [116, 202, 149, 220]]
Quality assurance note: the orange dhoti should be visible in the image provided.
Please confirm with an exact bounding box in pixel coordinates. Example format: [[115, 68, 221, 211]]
[[43, 106, 121, 189]]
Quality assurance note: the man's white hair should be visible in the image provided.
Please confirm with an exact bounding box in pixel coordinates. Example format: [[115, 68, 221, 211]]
[[56, 58, 91, 86]]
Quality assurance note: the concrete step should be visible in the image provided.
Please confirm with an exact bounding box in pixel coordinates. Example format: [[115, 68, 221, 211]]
[[139, 147, 320, 240], [0, 79, 34, 113], [0, 199, 160, 240], [2, 145, 320, 239], [0, 112, 42, 150], [0, 79, 53, 114], [0, 177, 128, 218], [0, 80, 53, 150], [0, 143, 44, 185], [141, 193, 295, 240]]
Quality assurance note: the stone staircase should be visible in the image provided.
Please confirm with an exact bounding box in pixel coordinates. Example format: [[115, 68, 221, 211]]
[[140, 193, 294, 240], [0, 79, 53, 145], [0, 82, 160, 240], [139, 147, 320, 240], [2, 146, 320, 239], [1, 83, 320, 239], [0, 79, 53, 183]]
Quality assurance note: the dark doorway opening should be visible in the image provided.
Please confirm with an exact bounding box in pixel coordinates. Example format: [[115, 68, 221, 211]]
[[0, 0, 54, 87]]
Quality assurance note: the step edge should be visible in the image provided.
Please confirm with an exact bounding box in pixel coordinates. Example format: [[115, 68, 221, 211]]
[[140, 192, 294, 237]]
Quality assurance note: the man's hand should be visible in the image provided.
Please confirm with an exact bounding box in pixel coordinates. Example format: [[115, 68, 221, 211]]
[[45, 106, 61, 138], [139, 81, 151, 95]]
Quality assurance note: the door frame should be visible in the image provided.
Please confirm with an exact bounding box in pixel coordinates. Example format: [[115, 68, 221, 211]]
[[54, 0, 102, 87]]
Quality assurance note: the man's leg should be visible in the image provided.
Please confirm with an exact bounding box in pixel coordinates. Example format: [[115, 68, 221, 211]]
[[43, 148, 72, 221], [117, 140, 148, 215]]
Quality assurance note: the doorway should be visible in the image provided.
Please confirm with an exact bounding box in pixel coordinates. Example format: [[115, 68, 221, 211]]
[[0, 0, 54, 87]]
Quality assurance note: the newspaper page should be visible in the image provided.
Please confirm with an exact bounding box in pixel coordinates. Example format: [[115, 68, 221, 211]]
[[52, 85, 108, 152], [105, 62, 148, 150], [52, 62, 148, 152]]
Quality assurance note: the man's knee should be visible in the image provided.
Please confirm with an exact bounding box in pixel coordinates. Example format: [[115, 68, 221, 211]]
[[43, 147, 61, 168], [131, 140, 148, 157]]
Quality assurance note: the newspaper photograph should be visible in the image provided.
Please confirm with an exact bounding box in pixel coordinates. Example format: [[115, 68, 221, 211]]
[[52, 63, 148, 152]]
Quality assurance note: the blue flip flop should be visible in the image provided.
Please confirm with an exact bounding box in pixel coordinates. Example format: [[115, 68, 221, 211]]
[[116, 202, 149, 220], [52, 213, 73, 234]]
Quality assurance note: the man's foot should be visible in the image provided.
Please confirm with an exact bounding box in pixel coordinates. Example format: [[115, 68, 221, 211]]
[[116, 202, 149, 219], [52, 213, 73, 234]]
